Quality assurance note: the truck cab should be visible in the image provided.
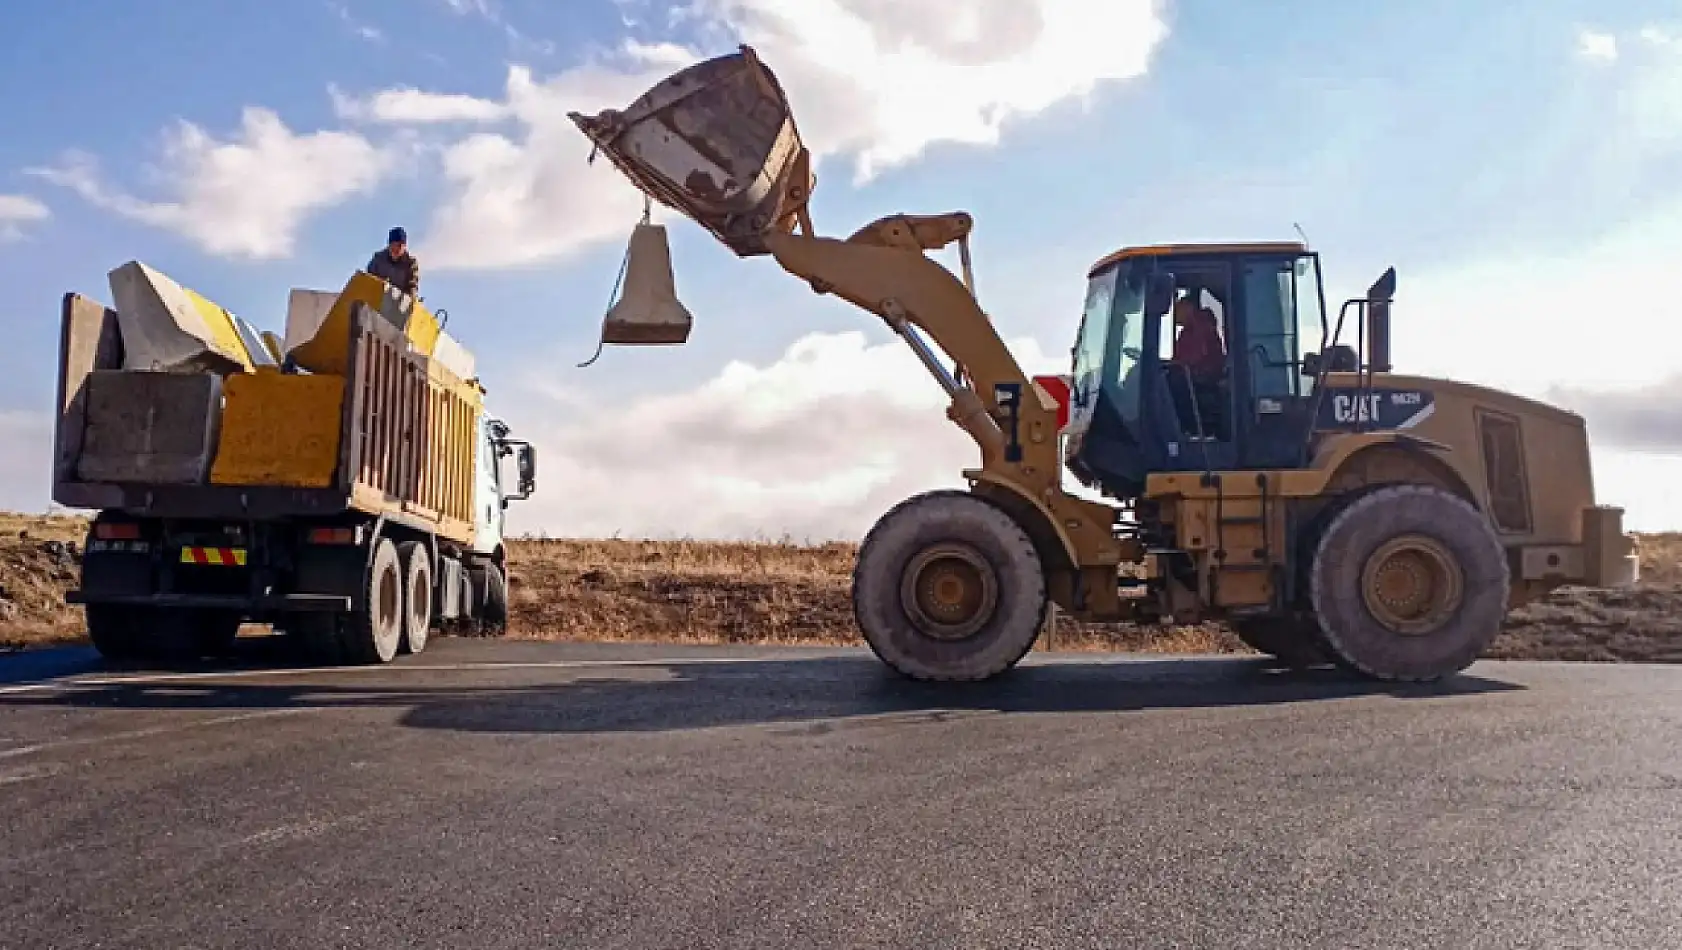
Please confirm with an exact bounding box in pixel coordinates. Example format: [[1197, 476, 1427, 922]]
[[474, 414, 535, 557]]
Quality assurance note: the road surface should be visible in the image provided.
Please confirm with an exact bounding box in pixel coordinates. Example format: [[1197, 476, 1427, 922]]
[[1, 638, 1679, 949]]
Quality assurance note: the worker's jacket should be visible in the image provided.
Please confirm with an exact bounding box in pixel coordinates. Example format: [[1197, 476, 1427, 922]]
[[1172, 312, 1226, 383], [367, 249, 420, 297]]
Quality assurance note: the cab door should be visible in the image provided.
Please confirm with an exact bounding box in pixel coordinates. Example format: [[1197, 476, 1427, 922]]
[[1228, 253, 1320, 471], [1138, 259, 1239, 475], [470, 416, 505, 556]]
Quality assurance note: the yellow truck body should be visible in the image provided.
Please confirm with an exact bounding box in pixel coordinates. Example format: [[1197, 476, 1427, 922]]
[[53, 265, 488, 546]]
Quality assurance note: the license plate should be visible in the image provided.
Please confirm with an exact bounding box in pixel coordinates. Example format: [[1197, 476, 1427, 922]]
[[87, 539, 151, 554]]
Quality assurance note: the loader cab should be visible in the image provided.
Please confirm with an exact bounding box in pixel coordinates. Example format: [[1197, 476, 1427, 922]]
[[1064, 242, 1329, 499]]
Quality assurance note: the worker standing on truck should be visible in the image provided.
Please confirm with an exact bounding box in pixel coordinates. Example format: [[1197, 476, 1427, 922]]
[[367, 227, 420, 298]]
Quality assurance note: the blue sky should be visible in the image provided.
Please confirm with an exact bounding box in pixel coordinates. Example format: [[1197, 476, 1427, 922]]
[[2, 0, 1679, 538]]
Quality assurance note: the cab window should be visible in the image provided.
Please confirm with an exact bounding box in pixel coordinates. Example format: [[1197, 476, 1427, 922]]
[[1109, 271, 1147, 428], [1071, 268, 1116, 409], [1240, 258, 1306, 400]]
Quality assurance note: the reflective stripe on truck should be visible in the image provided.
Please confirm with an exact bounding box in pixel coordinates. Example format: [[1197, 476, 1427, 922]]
[[179, 546, 248, 566]]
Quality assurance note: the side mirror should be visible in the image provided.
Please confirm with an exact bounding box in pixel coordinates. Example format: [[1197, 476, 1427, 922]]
[[516, 444, 537, 499], [1366, 266, 1396, 373], [1145, 272, 1176, 318], [493, 439, 536, 505]]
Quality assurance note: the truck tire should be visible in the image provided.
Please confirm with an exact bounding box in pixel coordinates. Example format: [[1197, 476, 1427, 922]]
[[396, 540, 432, 655], [1309, 483, 1509, 682], [852, 489, 1047, 682], [183, 608, 243, 658], [480, 562, 509, 633], [86, 604, 151, 662], [1229, 616, 1330, 669], [339, 536, 405, 664]]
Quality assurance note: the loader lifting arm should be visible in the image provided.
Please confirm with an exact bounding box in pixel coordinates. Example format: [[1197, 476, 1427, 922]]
[[761, 218, 1128, 565]]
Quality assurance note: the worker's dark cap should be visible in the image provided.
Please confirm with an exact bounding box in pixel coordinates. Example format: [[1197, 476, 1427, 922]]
[[388, 227, 407, 244]]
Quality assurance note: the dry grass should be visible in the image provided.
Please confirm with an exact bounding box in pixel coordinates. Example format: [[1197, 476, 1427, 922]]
[[504, 536, 1249, 654], [0, 512, 89, 649], [1, 510, 1677, 664]]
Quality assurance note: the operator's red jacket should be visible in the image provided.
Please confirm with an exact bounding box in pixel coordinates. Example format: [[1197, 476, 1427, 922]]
[[1173, 308, 1225, 382]]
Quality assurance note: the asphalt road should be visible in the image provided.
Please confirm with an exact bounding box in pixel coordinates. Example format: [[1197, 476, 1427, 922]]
[[2, 638, 1680, 949]]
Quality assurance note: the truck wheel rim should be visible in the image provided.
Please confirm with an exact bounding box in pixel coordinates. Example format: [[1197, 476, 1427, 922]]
[[899, 543, 998, 641], [1360, 534, 1464, 636], [409, 568, 429, 648], [378, 562, 402, 637]]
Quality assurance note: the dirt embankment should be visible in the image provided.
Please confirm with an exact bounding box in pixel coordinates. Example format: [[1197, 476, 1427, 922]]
[[2, 512, 1678, 663]]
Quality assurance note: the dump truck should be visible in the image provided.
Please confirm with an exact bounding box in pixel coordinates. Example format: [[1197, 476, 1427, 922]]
[[51, 261, 537, 664], [567, 46, 1640, 683]]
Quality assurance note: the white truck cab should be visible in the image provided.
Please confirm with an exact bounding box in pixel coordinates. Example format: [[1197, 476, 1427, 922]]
[[474, 414, 535, 557]]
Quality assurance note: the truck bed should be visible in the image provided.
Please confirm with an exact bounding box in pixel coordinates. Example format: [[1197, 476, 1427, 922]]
[[53, 290, 483, 544]]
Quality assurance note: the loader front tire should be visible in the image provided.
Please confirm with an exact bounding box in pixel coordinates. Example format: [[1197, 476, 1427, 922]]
[[1309, 484, 1508, 682], [852, 490, 1048, 682]]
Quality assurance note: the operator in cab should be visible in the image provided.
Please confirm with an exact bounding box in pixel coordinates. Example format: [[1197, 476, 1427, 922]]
[[367, 226, 420, 299], [1167, 293, 1227, 437], [1170, 294, 1225, 383]]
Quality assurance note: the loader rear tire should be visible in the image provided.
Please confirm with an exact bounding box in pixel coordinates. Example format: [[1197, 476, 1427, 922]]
[[1229, 617, 1331, 670], [852, 490, 1048, 682], [1309, 484, 1508, 682]]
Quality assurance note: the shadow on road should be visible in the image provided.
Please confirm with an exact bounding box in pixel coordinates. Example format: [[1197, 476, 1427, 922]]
[[0, 642, 1525, 736]]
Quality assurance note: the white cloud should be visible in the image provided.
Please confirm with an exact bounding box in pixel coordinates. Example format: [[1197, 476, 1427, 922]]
[[697, 0, 1168, 183], [1568, 22, 1682, 147], [326, 1, 383, 43], [1577, 28, 1619, 62], [394, 49, 709, 270], [1394, 206, 1681, 398], [441, 0, 495, 16], [329, 0, 1169, 270], [1379, 195, 1682, 531], [436, 0, 555, 56], [27, 108, 390, 261], [0, 411, 52, 513], [1549, 374, 1682, 455], [500, 329, 1073, 540], [1590, 449, 1682, 533], [1639, 26, 1678, 48], [330, 84, 509, 124], [0, 194, 50, 242]]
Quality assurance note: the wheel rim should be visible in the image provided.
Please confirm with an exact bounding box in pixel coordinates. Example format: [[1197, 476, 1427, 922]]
[[409, 566, 430, 649], [377, 561, 402, 649], [898, 542, 999, 641], [1360, 534, 1464, 636]]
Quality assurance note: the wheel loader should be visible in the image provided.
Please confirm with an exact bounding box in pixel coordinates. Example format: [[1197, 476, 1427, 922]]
[[567, 45, 1640, 683]]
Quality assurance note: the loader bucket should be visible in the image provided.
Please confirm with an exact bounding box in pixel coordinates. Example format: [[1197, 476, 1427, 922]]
[[568, 45, 815, 258]]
